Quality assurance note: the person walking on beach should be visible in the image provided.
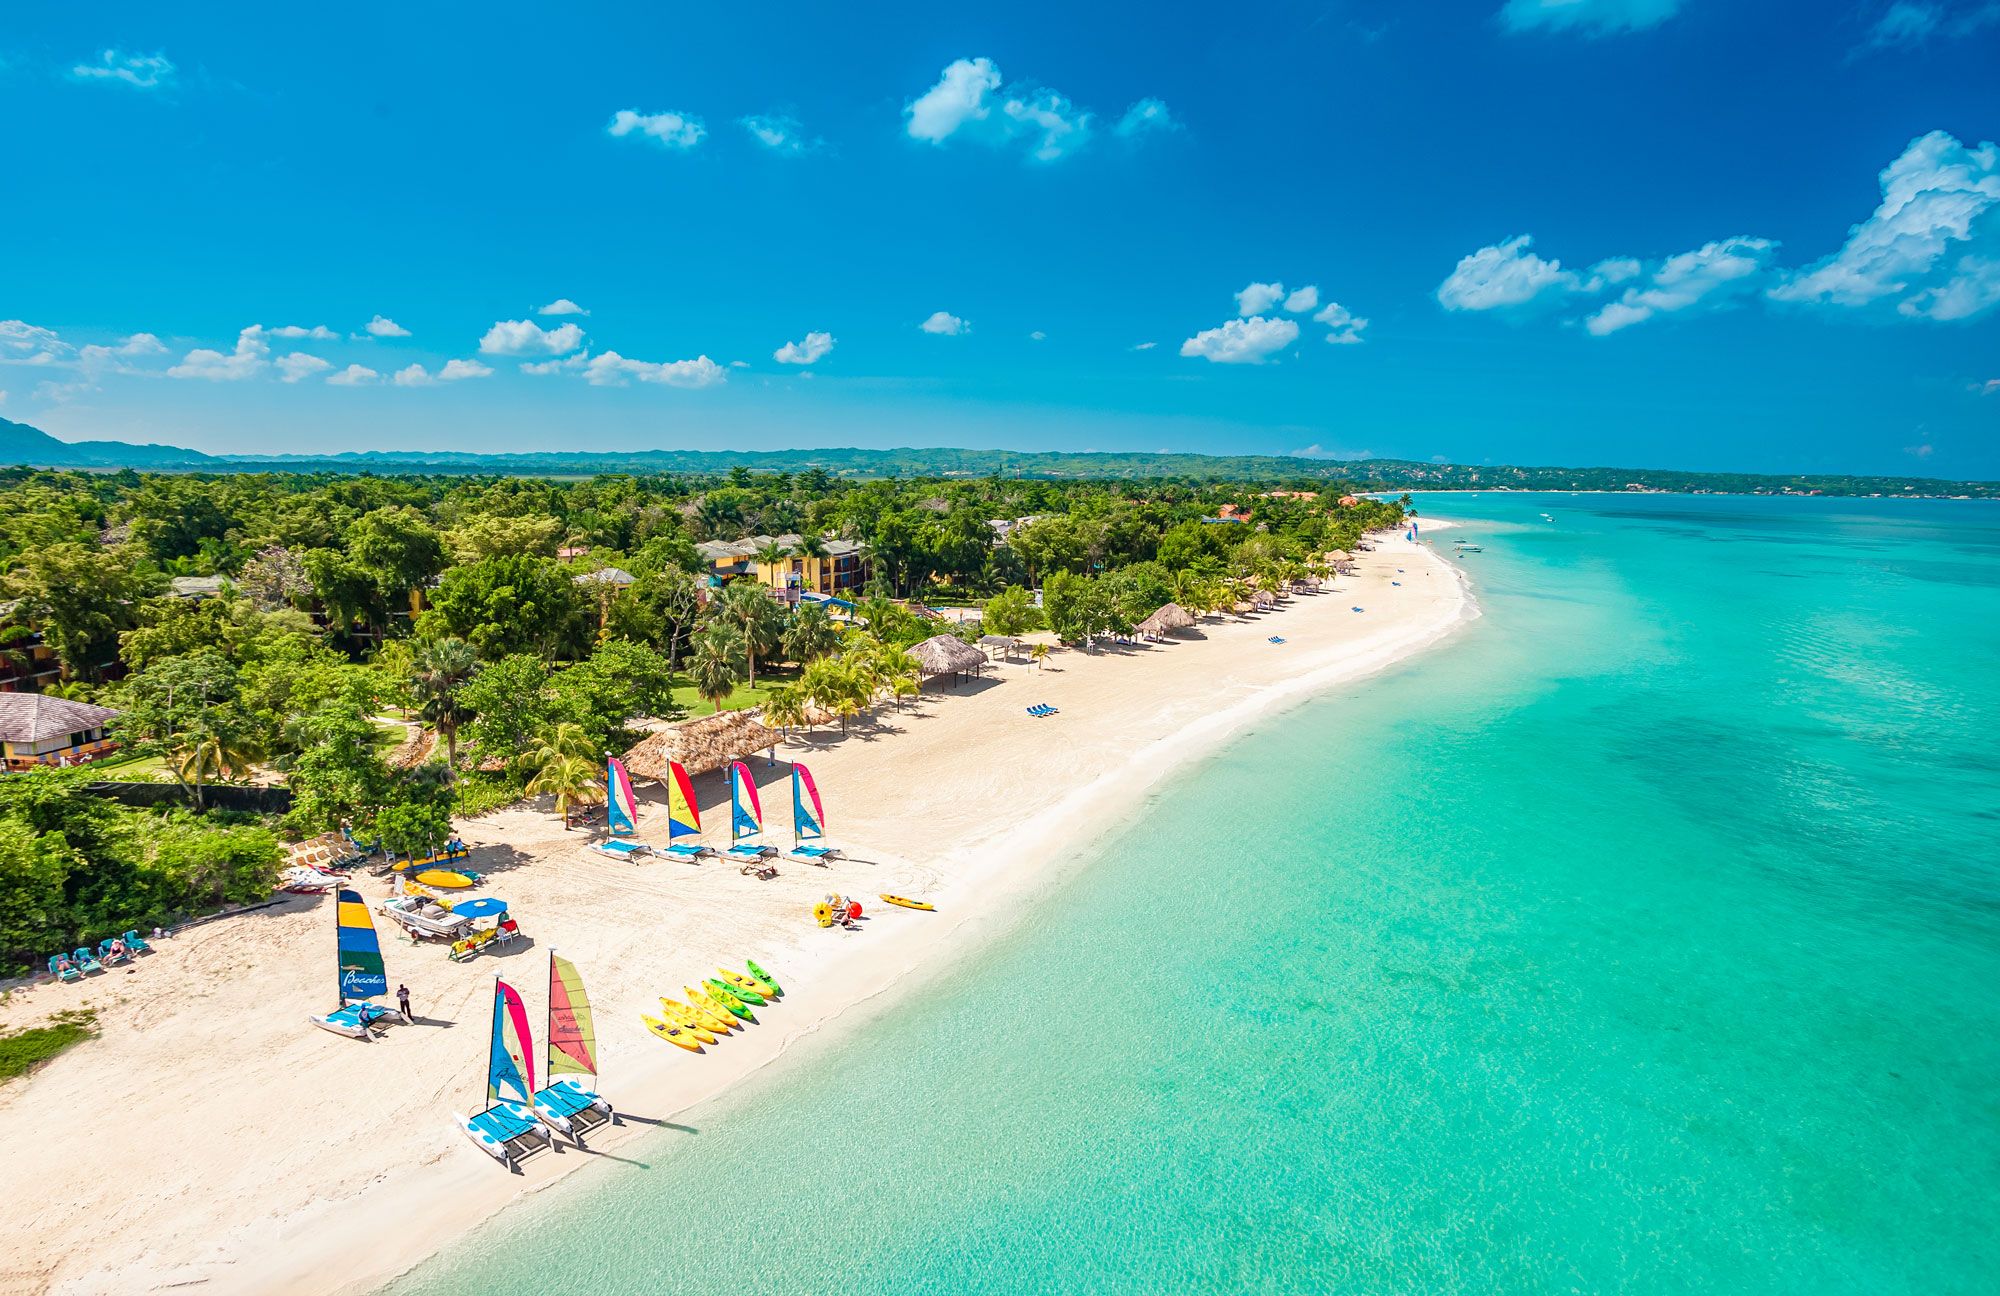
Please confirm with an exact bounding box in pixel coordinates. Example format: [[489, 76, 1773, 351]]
[[397, 984, 412, 1021]]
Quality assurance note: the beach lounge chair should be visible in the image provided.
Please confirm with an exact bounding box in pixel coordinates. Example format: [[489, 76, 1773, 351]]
[[49, 954, 81, 982], [123, 929, 155, 954], [97, 938, 131, 966], [1268, 636, 1286, 644], [1351, 606, 1364, 613], [73, 947, 104, 975]]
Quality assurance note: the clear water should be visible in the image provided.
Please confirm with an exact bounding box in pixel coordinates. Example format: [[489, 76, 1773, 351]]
[[393, 495, 2000, 1295]]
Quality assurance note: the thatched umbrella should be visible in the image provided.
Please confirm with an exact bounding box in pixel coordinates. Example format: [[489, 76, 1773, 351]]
[[623, 708, 781, 780], [1134, 602, 1195, 638], [1251, 590, 1278, 610], [977, 633, 1022, 660], [912, 633, 988, 687]]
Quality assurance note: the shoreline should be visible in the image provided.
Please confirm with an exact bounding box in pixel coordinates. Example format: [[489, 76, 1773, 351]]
[[0, 527, 1471, 1296]]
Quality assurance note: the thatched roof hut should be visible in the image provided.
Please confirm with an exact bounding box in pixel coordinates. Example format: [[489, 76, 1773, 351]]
[[1250, 590, 1278, 609], [912, 633, 987, 682], [623, 708, 781, 780], [977, 633, 1022, 659], [1134, 602, 1195, 637]]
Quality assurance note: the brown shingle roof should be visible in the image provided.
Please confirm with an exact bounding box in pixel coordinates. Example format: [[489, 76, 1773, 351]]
[[0, 694, 119, 744]]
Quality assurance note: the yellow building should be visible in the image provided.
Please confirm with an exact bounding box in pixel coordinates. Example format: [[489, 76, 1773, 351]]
[[694, 534, 869, 599]]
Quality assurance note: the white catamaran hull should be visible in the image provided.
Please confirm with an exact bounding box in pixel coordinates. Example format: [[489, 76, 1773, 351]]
[[455, 1107, 549, 1168]]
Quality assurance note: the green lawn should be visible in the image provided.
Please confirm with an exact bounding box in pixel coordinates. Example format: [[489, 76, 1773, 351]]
[[0, 1011, 96, 1083], [667, 665, 802, 714]]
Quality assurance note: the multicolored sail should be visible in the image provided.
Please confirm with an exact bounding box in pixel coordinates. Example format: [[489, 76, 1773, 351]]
[[488, 979, 536, 1107], [730, 760, 763, 844], [335, 888, 388, 1001], [546, 954, 597, 1080], [666, 760, 701, 841], [792, 764, 825, 843], [605, 756, 639, 836]]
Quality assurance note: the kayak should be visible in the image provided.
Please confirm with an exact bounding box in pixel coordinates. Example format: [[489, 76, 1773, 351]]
[[880, 894, 935, 911], [416, 870, 477, 889], [655, 1002, 719, 1044], [707, 976, 764, 1007], [641, 1014, 704, 1053], [745, 960, 782, 995], [690, 984, 754, 1023], [668, 995, 734, 1034], [684, 986, 738, 1026], [718, 969, 777, 1001]]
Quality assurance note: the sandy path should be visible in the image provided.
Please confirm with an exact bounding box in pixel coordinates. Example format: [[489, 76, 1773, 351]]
[[0, 528, 1467, 1296]]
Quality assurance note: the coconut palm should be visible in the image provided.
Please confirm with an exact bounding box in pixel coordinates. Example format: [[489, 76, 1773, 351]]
[[690, 624, 745, 713], [516, 720, 598, 769], [172, 727, 260, 810], [1028, 643, 1050, 671], [781, 601, 841, 664], [411, 636, 478, 771], [714, 580, 785, 689], [516, 722, 602, 829], [762, 683, 810, 739]]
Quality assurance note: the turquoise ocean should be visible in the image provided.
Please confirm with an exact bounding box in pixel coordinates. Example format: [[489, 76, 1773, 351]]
[[394, 494, 2000, 1294]]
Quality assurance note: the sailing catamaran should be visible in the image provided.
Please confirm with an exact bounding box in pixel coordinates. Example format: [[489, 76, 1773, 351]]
[[721, 760, 776, 869], [531, 952, 614, 1144], [606, 756, 640, 837], [455, 978, 553, 1169], [784, 763, 841, 865], [308, 889, 410, 1039], [657, 759, 711, 863]]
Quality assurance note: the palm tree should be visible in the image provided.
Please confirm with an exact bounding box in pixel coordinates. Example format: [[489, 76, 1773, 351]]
[[763, 683, 810, 739], [714, 581, 784, 689], [172, 727, 259, 811], [411, 637, 478, 771], [782, 601, 841, 664], [691, 625, 745, 713], [516, 722, 602, 829], [1029, 643, 1050, 671]]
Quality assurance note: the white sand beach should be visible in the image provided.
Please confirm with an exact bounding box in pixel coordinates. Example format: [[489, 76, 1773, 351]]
[[0, 529, 1468, 1296]]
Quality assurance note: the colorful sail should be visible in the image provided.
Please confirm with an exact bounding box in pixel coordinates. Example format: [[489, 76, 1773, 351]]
[[488, 979, 536, 1107], [335, 889, 388, 1000], [730, 761, 763, 843], [792, 764, 825, 843], [666, 760, 701, 840], [547, 954, 596, 1080], [605, 756, 639, 836]]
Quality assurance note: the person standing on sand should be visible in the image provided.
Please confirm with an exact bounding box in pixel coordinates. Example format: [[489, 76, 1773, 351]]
[[397, 984, 412, 1020]]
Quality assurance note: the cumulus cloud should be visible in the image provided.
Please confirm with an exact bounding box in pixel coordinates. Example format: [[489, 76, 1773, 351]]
[[774, 331, 834, 365], [326, 364, 379, 386], [365, 315, 410, 338], [480, 319, 585, 357], [168, 326, 269, 381], [582, 352, 726, 389], [1115, 98, 1178, 138], [1437, 236, 1585, 311], [1585, 237, 1777, 334], [1284, 285, 1320, 313], [1314, 301, 1370, 344], [392, 359, 494, 387], [1499, 0, 1682, 35], [520, 355, 586, 376], [1180, 316, 1300, 364], [71, 49, 175, 89], [1235, 282, 1288, 316], [1861, 1, 1999, 50], [269, 324, 337, 340], [741, 114, 816, 154], [905, 56, 1160, 163], [537, 299, 588, 317], [609, 109, 705, 150], [276, 353, 332, 383], [920, 311, 968, 335], [1769, 130, 2000, 323]]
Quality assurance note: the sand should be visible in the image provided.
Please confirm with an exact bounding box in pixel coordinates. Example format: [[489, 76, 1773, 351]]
[[0, 526, 1468, 1296]]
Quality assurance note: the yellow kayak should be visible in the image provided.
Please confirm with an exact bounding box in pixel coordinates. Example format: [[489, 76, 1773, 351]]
[[689, 984, 753, 1024], [676, 994, 736, 1034], [880, 894, 935, 911], [657, 1000, 721, 1043], [718, 969, 779, 1000], [641, 1014, 704, 1053], [415, 870, 475, 889]]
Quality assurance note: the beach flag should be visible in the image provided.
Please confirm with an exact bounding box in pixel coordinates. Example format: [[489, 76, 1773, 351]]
[[793, 764, 825, 842], [606, 757, 639, 836], [488, 979, 536, 1107], [730, 761, 763, 842], [666, 760, 701, 840]]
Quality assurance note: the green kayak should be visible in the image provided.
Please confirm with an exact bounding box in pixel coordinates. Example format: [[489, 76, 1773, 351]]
[[706, 977, 764, 1007], [745, 959, 782, 996]]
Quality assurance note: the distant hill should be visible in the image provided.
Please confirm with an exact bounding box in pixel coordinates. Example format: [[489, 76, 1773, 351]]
[[2, 415, 1993, 497]]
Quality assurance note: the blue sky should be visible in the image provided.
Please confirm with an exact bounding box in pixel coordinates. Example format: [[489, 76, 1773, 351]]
[[3, 0, 1997, 475]]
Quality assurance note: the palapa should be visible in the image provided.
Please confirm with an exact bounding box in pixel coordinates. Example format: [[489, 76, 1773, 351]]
[[911, 633, 988, 678], [622, 708, 781, 780], [1134, 602, 1195, 636]]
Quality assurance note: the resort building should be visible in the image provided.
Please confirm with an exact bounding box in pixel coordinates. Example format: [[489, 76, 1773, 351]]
[[694, 534, 870, 598], [0, 694, 120, 771]]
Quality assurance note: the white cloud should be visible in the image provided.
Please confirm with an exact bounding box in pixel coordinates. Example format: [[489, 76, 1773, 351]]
[[439, 358, 492, 381], [1001, 89, 1093, 163], [1585, 237, 1777, 334], [1030, 330, 1047, 341], [920, 311, 968, 335], [0, 320, 69, 364], [773, 331, 835, 365], [520, 355, 586, 376], [82, 332, 166, 362], [1283, 285, 1320, 313], [326, 364, 379, 386], [608, 109, 705, 151], [392, 364, 434, 387], [270, 324, 337, 340], [167, 326, 269, 381], [479, 318, 585, 357], [0, 390, 7, 404], [1863, 2, 1998, 49], [1769, 131, 2000, 323], [1115, 98, 1178, 138], [1976, 377, 2000, 395], [1131, 341, 1158, 351], [1500, 0, 1683, 35], [1314, 301, 1370, 344], [365, 315, 410, 338], [71, 49, 175, 89], [537, 299, 588, 317], [1180, 316, 1300, 364], [582, 351, 726, 389], [741, 114, 816, 155], [906, 57, 1002, 144], [1235, 282, 1287, 316], [276, 353, 332, 384], [1437, 235, 1584, 311]]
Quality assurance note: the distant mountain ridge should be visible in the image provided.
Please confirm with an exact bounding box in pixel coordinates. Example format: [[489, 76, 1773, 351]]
[[3, 415, 1994, 497]]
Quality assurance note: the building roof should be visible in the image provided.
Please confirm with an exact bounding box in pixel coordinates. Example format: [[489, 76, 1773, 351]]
[[695, 534, 865, 563], [572, 567, 635, 587], [0, 693, 119, 744], [168, 575, 229, 599]]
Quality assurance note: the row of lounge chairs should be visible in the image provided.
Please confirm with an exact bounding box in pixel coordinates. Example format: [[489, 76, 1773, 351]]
[[47, 930, 155, 981], [1025, 703, 1061, 718]]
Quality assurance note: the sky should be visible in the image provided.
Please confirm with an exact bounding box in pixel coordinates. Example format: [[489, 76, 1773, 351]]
[[2, 0, 1998, 476]]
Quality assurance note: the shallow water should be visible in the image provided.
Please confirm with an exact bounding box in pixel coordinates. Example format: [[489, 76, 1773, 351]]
[[393, 494, 2000, 1295]]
